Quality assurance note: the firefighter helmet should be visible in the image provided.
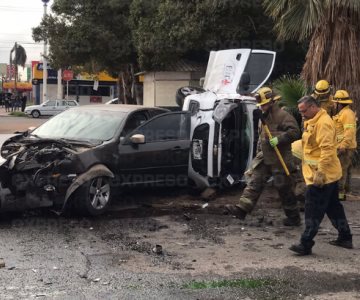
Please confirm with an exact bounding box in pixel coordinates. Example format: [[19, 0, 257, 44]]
[[314, 80, 330, 95], [254, 87, 281, 106], [332, 90, 353, 104]]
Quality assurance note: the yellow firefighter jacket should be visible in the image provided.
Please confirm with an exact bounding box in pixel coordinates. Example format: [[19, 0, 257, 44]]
[[302, 108, 342, 185], [332, 105, 357, 150]]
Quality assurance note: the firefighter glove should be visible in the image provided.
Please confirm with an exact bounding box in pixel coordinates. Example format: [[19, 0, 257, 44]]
[[313, 171, 326, 187], [269, 137, 279, 148]]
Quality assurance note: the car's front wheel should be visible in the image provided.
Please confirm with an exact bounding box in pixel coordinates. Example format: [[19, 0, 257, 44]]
[[73, 177, 111, 216], [31, 110, 40, 118]]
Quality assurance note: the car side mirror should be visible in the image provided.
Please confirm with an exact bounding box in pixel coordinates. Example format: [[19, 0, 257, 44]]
[[238, 72, 251, 94], [130, 134, 145, 144]]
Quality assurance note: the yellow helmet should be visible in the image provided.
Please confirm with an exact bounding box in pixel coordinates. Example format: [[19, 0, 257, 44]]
[[254, 87, 281, 106], [332, 90, 353, 104], [314, 80, 330, 95]]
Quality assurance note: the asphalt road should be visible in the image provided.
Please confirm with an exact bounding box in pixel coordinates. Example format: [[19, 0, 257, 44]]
[[0, 115, 47, 134]]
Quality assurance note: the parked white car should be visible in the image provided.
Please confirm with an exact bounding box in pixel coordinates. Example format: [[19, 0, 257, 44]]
[[25, 99, 79, 118]]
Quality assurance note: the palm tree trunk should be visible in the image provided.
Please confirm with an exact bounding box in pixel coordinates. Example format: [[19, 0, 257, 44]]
[[301, 4, 360, 115]]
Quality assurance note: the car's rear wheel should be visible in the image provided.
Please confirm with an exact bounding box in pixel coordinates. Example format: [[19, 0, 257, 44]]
[[31, 110, 40, 118], [72, 177, 111, 216]]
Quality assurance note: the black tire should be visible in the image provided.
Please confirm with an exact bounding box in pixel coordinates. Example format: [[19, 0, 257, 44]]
[[187, 178, 206, 196], [31, 110, 40, 118], [176, 86, 205, 107], [72, 177, 111, 216]]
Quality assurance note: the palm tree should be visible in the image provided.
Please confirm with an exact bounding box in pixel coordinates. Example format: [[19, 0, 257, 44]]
[[10, 42, 27, 92], [263, 0, 360, 113]]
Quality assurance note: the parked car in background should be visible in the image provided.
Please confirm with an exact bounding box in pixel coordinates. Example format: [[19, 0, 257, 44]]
[[25, 99, 79, 118]]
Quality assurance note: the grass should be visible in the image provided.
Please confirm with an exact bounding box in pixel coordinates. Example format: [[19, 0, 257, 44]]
[[183, 278, 271, 290], [9, 111, 27, 117]]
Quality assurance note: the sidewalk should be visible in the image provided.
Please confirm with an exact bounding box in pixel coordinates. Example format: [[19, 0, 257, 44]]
[[0, 106, 21, 117]]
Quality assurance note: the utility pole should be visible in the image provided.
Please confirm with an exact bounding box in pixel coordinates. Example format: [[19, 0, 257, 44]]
[[41, 0, 50, 103], [14, 42, 17, 94], [57, 69, 62, 99]]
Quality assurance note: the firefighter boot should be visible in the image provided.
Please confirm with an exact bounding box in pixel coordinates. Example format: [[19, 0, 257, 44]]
[[224, 204, 247, 220], [329, 238, 353, 249], [289, 240, 314, 256]]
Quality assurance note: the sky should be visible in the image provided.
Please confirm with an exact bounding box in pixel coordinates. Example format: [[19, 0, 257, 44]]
[[0, 0, 53, 65]]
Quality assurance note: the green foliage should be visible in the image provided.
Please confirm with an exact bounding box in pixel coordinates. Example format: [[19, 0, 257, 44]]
[[264, 0, 360, 118], [32, 0, 302, 75], [33, 0, 134, 74], [273, 75, 309, 108], [9, 111, 27, 117], [183, 278, 271, 290], [263, 0, 324, 42], [130, 0, 276, 69]]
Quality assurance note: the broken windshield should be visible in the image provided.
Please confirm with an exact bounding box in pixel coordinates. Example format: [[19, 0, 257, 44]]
[[32, 109, 126, 142]]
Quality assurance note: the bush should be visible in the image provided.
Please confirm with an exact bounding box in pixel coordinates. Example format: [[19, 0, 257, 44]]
[[272, 75, 310, 108]]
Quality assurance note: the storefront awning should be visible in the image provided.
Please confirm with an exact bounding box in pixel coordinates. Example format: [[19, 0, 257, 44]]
[[3, 81, 32, 91]]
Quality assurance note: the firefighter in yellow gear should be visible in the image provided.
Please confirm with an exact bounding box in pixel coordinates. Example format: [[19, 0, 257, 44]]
[[311, 80, 333, 116], [225, 87, 301, 226], [289, 95, 352, 255], [332, 90, 357, 201]]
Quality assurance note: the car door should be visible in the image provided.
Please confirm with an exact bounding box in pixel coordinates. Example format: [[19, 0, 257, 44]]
[[41, 100, 57, 116], [118, 111, 190, 187], [55, 100, 67, 115]]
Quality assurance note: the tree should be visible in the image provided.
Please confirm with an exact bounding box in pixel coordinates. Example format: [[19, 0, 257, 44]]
[[33, 0, 137, 103], [263, 0, 360, 113], [33, 0, 303, 105], [130, 0, 278, 70], [9, 42, 27, 93]]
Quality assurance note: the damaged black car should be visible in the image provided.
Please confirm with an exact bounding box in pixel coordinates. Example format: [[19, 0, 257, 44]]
[[0, 105, 191, 215]]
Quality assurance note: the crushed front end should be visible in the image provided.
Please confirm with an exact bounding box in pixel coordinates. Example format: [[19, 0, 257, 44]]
[[0, 135, 80, 212]]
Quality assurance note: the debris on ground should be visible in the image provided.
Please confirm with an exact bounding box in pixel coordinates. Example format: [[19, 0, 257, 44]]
[[0, 258, 5, 268], [152, 244, 163, 255], [183, 213, 192, 221]]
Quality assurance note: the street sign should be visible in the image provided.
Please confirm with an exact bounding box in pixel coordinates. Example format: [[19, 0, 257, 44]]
[[63, 70, 73, 81]]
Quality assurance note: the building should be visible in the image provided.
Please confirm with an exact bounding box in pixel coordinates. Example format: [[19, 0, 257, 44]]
[[32, 62, 117, 105], [140, 60, 206, 108]]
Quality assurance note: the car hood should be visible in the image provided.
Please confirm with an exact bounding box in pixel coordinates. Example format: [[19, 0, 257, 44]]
[[25, 105, 41, 111], [0, 134, 96, 167]]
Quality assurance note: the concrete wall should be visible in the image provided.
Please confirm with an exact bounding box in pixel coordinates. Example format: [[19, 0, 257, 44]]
[[143, 71, 203, 107]]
